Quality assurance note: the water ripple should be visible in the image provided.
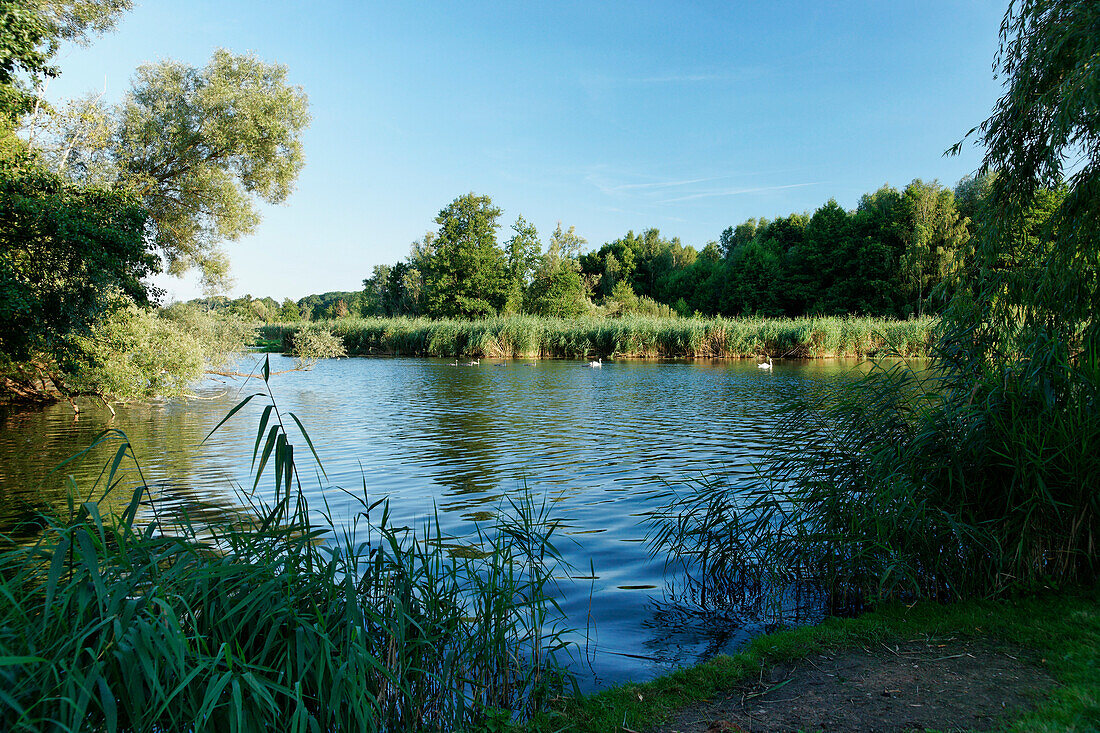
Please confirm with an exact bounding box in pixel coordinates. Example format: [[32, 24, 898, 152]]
[[0, 355, 864, 688]]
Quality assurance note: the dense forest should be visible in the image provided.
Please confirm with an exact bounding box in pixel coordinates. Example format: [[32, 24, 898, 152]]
[[201, 177, 1060, 323]]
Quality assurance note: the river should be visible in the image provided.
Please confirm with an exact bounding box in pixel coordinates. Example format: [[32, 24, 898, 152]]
[[0, 355, 867, 688]]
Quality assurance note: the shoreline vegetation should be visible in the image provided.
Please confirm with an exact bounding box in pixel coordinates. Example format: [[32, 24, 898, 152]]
[[0, 371, 574, 731], [259, 315, 936, 360], [2, 0, 1097, 730], [544, 584, 1100, 732]]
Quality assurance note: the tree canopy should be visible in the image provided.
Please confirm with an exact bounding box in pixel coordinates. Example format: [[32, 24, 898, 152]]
[[32, 49, 311, 290], [421, 193, 509, 318], [0, 0, 131, 118], [268, 173, 1056, 324], [0, 150, 152, 363], [950, 0, 1100, 376]]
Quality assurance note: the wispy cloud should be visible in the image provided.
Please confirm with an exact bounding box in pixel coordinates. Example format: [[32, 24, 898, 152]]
[[609, 175, 733, 192], [658, 182, 823, 204], [584, 170, 740, 197], [582, 167, 823, 210]]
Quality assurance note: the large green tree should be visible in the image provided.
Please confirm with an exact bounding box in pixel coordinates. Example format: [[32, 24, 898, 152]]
[[0, 152, 152, 367], [503, 215, 540, 313], [770, 0, 1100, 602], [897, 180, 967, 316], [0, 3, 308, 402], [948, 0, 1099, 369], [421, 193, 509, 318], [33, 49, 310, 291]]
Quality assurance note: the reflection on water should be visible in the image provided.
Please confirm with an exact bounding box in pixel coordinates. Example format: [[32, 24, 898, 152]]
[[0, 356, 866, 688]]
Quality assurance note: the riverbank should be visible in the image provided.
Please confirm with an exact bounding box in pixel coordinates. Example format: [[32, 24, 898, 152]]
[[538, 585, 1099, 732], [259, 315, 935, 360]]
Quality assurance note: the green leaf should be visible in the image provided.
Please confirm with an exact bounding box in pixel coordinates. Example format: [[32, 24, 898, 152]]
[[251, 405, 274, 472], [287, 412, 327, 479], [0, 656, 45, 666], [202, 393, 263, 444], [97, 676, 117, 733], [253, 425, 280, 491]]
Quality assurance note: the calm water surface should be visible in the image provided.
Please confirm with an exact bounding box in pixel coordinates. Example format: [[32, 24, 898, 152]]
[[0, 356, 865, 688]]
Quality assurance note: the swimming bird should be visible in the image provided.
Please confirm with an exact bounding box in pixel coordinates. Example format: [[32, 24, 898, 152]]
[[588, 357, 602, 368], [448, 360, 458, 366], [463, 358, 480, 366], [758, 355, 773, 370]]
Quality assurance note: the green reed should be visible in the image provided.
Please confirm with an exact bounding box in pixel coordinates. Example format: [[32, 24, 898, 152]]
[[259, 315, 935, 360], [0, 359, 573, 732], [651, 352, 1100, 613]]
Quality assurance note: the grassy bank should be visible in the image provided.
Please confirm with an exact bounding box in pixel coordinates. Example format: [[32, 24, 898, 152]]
[[539, 585, 1100, 732], [259, 315, 936, 359]]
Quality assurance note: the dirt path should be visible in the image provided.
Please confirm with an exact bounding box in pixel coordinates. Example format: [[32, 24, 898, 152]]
[[653, 639, 1054, 733]]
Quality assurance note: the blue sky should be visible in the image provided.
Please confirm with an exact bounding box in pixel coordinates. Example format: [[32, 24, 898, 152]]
[[46, 1, 1008, 302]]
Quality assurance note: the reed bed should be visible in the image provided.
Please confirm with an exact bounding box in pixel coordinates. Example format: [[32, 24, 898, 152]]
[[0, 362, 572, 732], [651, 356, 1100, 613], [260, 315, 935, 360]]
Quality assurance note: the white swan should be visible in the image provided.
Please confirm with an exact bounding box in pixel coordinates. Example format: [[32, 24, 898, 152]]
[[588, 357, 602, 368], [463, 358, 480, 366], [758, 355, 773, 370]]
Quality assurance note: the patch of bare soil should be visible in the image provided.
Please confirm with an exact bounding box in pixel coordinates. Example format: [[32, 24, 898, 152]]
[[653, 639, 1055, 733]]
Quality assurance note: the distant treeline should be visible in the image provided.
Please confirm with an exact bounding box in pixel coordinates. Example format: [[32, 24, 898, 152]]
[[190, 174, 1061, 324], [259, 315, 935, 359]]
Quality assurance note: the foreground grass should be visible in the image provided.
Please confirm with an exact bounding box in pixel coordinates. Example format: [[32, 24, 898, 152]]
[[537, 585, 1100, 732], [259, 315, 935, 359], [0, 372, 571, 732]]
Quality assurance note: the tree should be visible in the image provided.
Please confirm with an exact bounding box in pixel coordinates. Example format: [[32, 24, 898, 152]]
[[503, 215, 540, 312], [400, 265, 423, 315], [847, 185, 909, 316], [421, 193, 509, 318], [719, 219, 758, 257], [944, 0, 1099, 367], [778, 0, 1100, 600], [728, 238, 784, 316], [580, 232, 637, 300], [898, 180, 967, 316], [607, 279, 639, 315], [793, 200, 850, 314], [0, 1, 53, 119], [361, 264, 389, 316], [279, 297, 300, 321], [0, 152, 154, 365], [33, 49, 310, 291], [0, 0, 131, 119], [899, 0, 1100, 591], [65, 301, 254, 401], [525, 222, 589, 317]]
